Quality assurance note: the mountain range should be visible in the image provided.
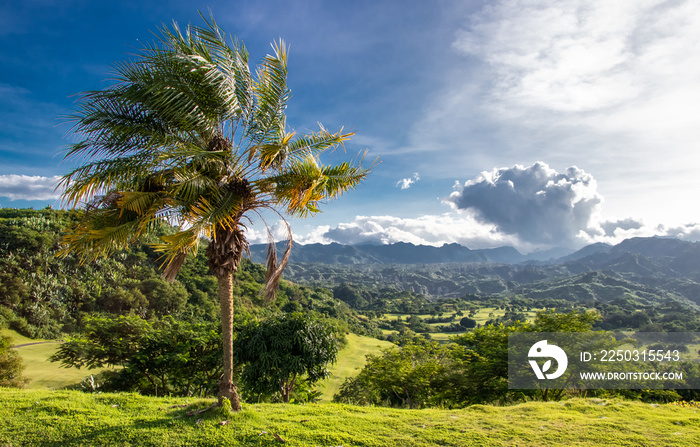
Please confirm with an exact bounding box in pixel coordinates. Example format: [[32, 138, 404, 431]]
[[250, 237, 700, 307], [250, 241, 526, 264], [249, 236, 699, 267]]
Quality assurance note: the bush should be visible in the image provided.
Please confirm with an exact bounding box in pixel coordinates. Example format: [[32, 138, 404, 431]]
[[0, 335, 28, 388]]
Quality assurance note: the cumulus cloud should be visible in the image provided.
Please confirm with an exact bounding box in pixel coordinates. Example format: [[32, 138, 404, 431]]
[[245, 158, 700, 253], [287, 211, 699, 255], [293, 213, 532, 251], [446, 162, 602, 246], [396, 173, 420, 189], [660, 223, 700, 242], [0, 175, 61, 201], [242, 219, 293, 245], [600, 218, 644, 238]]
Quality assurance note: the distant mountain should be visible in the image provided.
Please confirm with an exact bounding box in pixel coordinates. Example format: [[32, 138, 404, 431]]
[[559, 237, 700, 273], [249, 237, 700, 268], [259, 237, 700, 307], [611, 237, 694, 258], [558, 242, 612, 263], [248, 241, 526, 265]]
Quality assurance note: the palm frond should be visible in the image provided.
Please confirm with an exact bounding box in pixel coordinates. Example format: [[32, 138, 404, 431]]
[[247, 40, 290, 147], [60, 152, 161, 207], [318, 159, 372, 199], [258, 154, 372, 217], [150, 228, 201, 281], [59, 203, 142, 262], [262, 220, 293, 303], [283, 125, 354, 164], [184, 181, 255, 235]]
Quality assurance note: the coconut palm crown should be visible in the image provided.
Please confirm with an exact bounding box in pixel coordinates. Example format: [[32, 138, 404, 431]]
[[58, 16, 374, 409]]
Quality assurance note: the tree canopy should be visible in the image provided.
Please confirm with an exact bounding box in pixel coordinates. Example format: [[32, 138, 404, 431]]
[[234, 313, 339, 403]]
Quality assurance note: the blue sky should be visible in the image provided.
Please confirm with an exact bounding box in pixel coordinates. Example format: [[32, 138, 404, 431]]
[[2, 0, 700, 252]]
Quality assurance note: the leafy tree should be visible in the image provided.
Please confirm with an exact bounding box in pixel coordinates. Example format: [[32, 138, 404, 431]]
[[459, 316, 477, 329], [234, 313, 338, 403], [0, 335, 28, 388], [532, 309, 600, 332], [451, 310, 603, 403], [58, 15, 373, 408], [333, 339, 452, 408], [50, 315, 224, 396], [333, 283, 368, 308]]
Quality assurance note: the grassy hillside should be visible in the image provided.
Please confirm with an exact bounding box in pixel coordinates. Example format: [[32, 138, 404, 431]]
[[317, 333, 393, 401], [2, 329, 109, 390], [1, 389, 698, 446]]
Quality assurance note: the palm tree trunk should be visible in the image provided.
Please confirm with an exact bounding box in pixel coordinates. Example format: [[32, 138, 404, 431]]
[[217, 270, 242, 410]]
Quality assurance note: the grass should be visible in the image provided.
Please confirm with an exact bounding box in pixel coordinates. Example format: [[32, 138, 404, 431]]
[[1, 389, 698, 446], [427, 332, 456, 342], [5, 326, 699, 445], [2, 329, 110, 391], [317, 333, 393, 401], [2, 328, 36, 346]]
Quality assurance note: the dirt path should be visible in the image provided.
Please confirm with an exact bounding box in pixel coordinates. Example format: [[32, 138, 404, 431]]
[[11, 341, 63, 348]]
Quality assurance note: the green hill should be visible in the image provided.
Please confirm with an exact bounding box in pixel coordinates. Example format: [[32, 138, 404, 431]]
[[317, 333, 393, 401], [2, 329, 109, 390]]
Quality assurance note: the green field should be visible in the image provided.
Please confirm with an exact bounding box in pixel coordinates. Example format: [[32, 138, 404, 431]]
[[379, 308, 542, 342], [317, 333, 393, 401], [3, 329, 111, 390], [1, 389, 697, 446], [5, 325, 700, 445]]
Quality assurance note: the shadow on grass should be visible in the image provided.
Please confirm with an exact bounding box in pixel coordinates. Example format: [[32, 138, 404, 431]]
[[24, 403, 290, 447]]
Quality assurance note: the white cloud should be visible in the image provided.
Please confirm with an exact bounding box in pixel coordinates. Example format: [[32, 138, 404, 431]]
[[293, 213, 533, 252], [446, 162, 602, 246], [455, 0, 645, 113], [0, 175, 62, 201], [401, 0, 700, 226], [288, 211, 700, 255], [396, 173, 420, 189], [242, 219, 293, 245], [455, 0, 700, 116]]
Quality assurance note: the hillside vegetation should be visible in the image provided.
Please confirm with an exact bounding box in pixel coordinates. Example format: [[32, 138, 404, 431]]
[[1, 389, 698, 446], [0, 208, 378, 340]]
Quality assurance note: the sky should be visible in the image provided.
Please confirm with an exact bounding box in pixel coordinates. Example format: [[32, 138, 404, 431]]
[[1, 0, 700, 253]]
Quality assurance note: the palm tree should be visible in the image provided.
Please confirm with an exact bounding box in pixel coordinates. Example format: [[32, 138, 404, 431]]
[[58, 15, 374, 410]]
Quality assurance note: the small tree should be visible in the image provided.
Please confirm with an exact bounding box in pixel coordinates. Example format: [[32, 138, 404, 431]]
[[459, 316, 477, 329], [333, 339, 451, 408], [234, 313, 338, 403], [0, 335, 28, 388]]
